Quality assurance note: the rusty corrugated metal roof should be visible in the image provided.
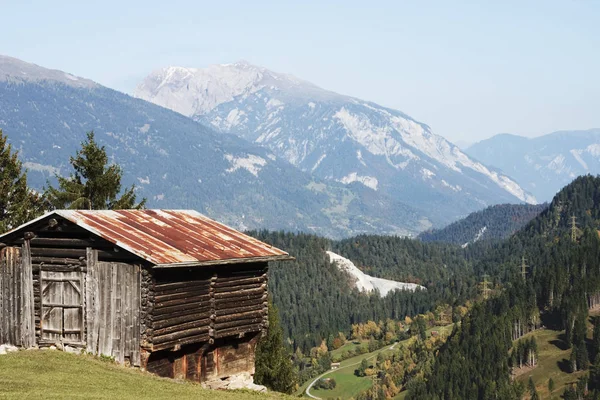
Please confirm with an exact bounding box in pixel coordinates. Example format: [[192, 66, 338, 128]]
[[9, 210, 290, 267]]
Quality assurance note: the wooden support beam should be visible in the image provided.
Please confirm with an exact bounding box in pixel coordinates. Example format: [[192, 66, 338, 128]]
[[32, 257, 84, 265], [214, 317, 264, 331], [150, 306, 211, 322], [212, 276, 266, 288], [153, 318, 211, 337], [213, 287, 265, 300], [214, 324, 262, 339], [152, 326, 211, 344], [151, 333, 211, 351], [153, 287, 211, 302], [214, 310, 264, 324]]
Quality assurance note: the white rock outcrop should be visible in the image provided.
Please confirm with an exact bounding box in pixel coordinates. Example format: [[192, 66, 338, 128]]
[[327, 251, 425, 296], [202, 372, 267, 392]]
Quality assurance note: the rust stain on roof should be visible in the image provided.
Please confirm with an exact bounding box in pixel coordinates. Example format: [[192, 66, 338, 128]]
[[53, 209, 289, 266]]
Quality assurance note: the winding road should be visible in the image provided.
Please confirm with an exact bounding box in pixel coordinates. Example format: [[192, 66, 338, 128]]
[[305, 342, 398, 399]]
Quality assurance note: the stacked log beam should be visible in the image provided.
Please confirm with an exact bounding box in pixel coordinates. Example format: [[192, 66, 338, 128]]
[[213, 264, 268, 340], [149, 276, 212, 351], [147, 263, 269, 351]]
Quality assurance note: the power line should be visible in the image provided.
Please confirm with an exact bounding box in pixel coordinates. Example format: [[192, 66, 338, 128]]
[[481, 274, 490, 300], [571, 214, 578, 242], [521, 255, 528, 281]]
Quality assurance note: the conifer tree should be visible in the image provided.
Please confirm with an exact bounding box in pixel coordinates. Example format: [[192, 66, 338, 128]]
[[592, 317, 600, 363], [548, 377, 555, 394], [0, 129, 46, 233], [254, 300, 296, 394], [528, 377, 539, 400], [45, 132, 145, 210]]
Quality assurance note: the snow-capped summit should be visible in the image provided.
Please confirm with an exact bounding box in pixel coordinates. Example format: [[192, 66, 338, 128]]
[[135, 62, 536, 224], [135, 61, 337, 118]]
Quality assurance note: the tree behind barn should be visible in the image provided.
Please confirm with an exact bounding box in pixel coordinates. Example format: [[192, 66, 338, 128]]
[[254, 301, 296, 393], [0, 129, 46, 233], [45, 132, 145, 210]]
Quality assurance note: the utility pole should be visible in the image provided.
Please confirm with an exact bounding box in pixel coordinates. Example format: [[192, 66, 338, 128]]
[[481, 274, 490, 300], [521, 255, 528, 281], [571, 215, 578, 242]]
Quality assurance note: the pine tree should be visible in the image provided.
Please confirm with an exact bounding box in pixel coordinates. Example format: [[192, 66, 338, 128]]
[[45, 132, 145, 210], [548, 377, 555, 394], [528, 377, 539, 400], [0, 129, 46, 233], [254, 300, 296, 394], [592, 317, 600, 363]]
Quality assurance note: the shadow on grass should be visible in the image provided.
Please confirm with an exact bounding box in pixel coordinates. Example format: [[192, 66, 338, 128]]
[[550, 338, 570, 351], [541, 310, 563, 330], [557, 358, 572, 373]]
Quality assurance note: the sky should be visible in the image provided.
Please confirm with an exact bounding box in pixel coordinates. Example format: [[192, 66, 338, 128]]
[[1, 0, 599, 144]]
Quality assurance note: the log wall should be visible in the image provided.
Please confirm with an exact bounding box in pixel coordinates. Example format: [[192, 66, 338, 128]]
[[148, 262, 268, 351], [2, 215, 270, 381], [144, 263, 268, 381]]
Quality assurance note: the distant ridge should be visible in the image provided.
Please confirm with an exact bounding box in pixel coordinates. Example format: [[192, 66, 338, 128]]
[[135, 61, 536, 226], [0, 55, 96, 88], [0, 54, 429, 239], [467, 129, 600, 201], [418, 203, 547, 245]]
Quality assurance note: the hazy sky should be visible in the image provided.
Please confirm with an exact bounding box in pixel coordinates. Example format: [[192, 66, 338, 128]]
[[1, 0, 599, 144]]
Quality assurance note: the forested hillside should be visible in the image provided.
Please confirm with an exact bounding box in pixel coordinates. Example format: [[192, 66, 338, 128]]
[[410, 175, 600, 399], [265, 175, 600, 398], [418, 203, 547, 246], [248, 231, 477, 352]]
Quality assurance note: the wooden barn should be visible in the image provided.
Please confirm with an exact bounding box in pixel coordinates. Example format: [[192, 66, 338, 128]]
[[0, 209, 291, 382]]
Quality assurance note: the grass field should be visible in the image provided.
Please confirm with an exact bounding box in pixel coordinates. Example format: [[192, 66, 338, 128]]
[[330, 340, 367, 362], [309, 345, 390, 399], [303, 323, 455, 399], [515, 329, 588, 399], [0, 350, 290, 400]]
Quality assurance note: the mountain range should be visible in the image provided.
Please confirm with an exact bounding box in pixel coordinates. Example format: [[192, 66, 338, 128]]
[[0, 55, 543, 237], [134, 61, 535, 224], [466, 130, 600, 201], [0, 55, 431, 238]]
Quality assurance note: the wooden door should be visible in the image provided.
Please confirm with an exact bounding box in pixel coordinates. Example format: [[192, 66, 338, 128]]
[[86, 254, 141, 366], [40, 270, 84, 344]]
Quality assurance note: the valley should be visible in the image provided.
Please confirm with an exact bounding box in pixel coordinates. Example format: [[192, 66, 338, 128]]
[[0, 16, 599, 400]]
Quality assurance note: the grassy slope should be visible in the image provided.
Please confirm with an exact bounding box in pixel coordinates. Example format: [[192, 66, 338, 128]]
[[330, 340, 367, 362], [515, 329, 588, 399], [304, 324, 454, 399], [0, 350, 289, 400]]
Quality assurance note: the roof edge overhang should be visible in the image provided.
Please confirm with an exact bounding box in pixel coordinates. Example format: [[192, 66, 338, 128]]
[[0, 211, 59, 242], [0, 210, 293, 267], [153, 254, 295, 268]]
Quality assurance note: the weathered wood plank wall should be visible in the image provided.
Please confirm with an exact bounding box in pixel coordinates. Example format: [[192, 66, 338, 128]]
[[87, 256, 141, 366], [0, 246, 35, 347]]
